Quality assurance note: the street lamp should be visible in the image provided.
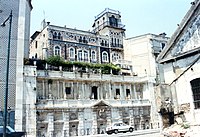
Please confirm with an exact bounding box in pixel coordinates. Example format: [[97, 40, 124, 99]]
[[1, 10, 13, 137]]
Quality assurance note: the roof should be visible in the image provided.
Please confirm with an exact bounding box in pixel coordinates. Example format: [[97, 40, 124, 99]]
[[30, 31, 40, 40], [157, 0, 200, 63]]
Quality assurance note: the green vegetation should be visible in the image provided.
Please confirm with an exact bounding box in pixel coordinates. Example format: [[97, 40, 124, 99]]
[[45, 56, 121, 74]]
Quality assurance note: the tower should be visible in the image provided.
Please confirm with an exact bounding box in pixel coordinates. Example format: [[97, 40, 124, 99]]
[[92, 8, 126, 63]]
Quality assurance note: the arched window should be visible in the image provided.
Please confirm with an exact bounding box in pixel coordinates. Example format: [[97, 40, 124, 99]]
[[84, 50, 88, 61], [190, 78, 200, 109], [91, 51, 96, 61], [111, 38, 114, 46], [58, 32, 61, 39], [53, 32, 57, 39], [102, 51, 108, 62], [109, 15, 118, 27], [69, 47, 75, 58], [79, 36, 82, 42], [78, 50, 83, 61], [83, 37, 86, 43], [54, 45, 61, 56], [101, 40, 104, 46], [117, 39, 120, 47], [105, 41, 107, 46]]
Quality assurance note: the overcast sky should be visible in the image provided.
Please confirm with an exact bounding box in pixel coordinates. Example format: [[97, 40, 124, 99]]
[[30, 0, 192, 38]]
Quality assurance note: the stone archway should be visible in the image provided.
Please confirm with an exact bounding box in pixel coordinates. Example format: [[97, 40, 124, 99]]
[[92, 101, 111, 134]]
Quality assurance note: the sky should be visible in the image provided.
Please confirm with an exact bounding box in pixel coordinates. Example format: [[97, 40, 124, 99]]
[[30, 0, 192, 38]]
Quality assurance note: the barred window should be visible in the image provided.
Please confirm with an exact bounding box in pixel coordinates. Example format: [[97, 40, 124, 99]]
[[190, 78, 200, 109]]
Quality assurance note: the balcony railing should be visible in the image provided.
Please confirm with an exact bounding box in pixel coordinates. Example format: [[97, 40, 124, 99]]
[[93, 21, 125, 32], [36, 99, 151, 109]]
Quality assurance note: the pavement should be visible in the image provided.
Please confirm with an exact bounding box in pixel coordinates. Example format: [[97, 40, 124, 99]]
[[77, 129, 162, 137]]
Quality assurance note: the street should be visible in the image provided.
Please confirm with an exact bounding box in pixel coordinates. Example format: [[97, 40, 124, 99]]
[[78, 129, 162, 137]]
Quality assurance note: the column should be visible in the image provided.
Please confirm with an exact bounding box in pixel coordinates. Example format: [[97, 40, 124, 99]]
[[106, 108, 112, 126], [119, 83, 122, 99], [133, 84, 137, 99], [77, 82, 80, 99], [57, 81, 60, 99], [129, 108, 134, 126], [42, 80, 45, 98], [71, 82, 74, 99], [63, 81, 66, 99], [47, 113, 54, 137], [109, 82, 112, 99], [82, 83, 84, 99], [63, 111, 69, 137], [92, 111, 97, 135], [78, 110, 84, 136]]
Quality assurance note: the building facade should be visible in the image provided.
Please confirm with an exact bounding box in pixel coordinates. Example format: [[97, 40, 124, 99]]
[[24, 65, 160, 137], [27, 8, 161, 136], [124, 33, 169, 78], [30, 8, 125, 65], [0, 0, 32, 131], [158, 0, 200, 124]]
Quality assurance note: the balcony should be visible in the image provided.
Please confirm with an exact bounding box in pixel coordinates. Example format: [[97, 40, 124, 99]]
[[110, 43, 123, 49], [36, 70, 148, 83], [36, 99, 151, 110]]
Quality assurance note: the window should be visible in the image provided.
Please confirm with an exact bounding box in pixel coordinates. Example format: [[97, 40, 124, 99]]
[[109, 15, 118, 27], [126, 89, 130, 97], [91, 51, 96, 61], [84, 50, 88, 61], [35, 41, 37, 49], [117, 39, 120, 47], [191, 78, 200, 109], [79, 36, 82, 42], [65, 87, 71, 94], [53, 32, 57, 39], [69, 47, 75, 58], [116, 89, 120, 95], [102, 51, 108, 62], [78, 50, 83, 61], [54, 45, 61, 56], [101, 40, 104, 46], [35, 53, 37, 59], [58, 32, 61, 39], [91, 86, 98, 100], [112, 53, 121, 62], [161, 43, 165, 49], [105, 41, 107, 46], [83, 37, 87, 43]]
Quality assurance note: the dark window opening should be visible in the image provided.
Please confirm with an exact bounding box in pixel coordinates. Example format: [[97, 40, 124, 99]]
[[58, 32, 61, 39], [65, 87, 71, 95], [191, 78, 200, 109], [161, 43, 165, 49], [35, 41, 37, 49], [126, 89, 130, 97], [79, 36, 82, 42], [64, 44, 67, 59], [53, 32, 57, 39], [116, 88, 120, 95], [91, 86, 98, 100], [109, 15, 118, 27]]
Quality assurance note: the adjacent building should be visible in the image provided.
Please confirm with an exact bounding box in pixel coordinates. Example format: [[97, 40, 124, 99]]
[[0, 0, 32, 132], [124, 33, 169, 78], [158, 0, 200, 124]]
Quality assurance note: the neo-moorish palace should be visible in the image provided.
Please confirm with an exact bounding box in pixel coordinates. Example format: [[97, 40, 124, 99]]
[[26, 8, 162, 137]]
